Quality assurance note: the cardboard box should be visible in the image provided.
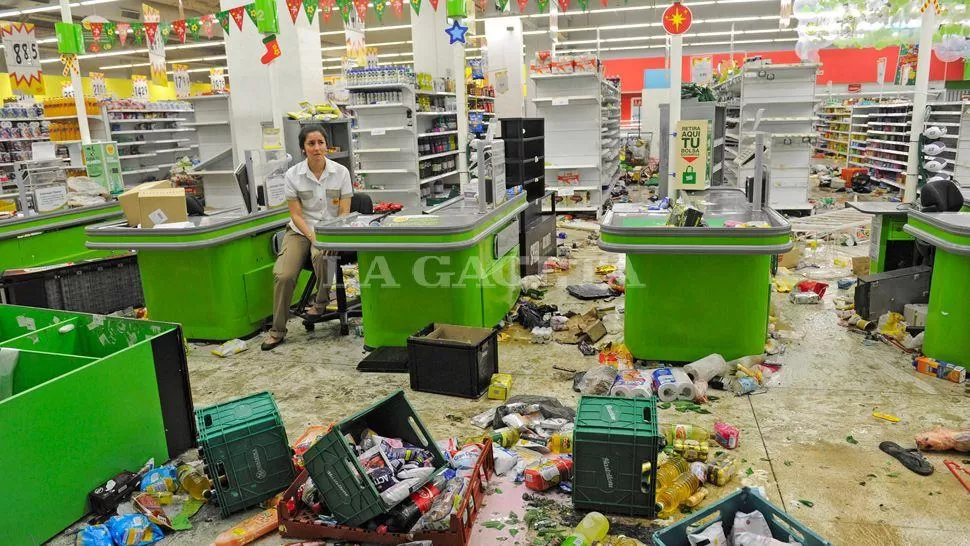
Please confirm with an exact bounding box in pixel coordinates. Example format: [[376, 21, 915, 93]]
[[138, 188, 187, 228], [119, 180, 173, 226], [852, 256, 870, 277], [487, 373, 513, 400], [904, 303, 929, 328]]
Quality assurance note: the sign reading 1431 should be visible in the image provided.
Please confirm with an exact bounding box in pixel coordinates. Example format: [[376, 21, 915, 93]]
[[662, 1, 692, 35]]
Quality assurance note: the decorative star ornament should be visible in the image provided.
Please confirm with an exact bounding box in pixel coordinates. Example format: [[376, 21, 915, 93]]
[[445, 18, 468, 44]]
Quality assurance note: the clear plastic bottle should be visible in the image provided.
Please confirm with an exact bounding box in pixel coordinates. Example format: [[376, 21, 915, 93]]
[[660, 424, 711, 443], [655, 472, 701, 516], [656, 455, 689, 490], [561, 511, 609, 546], [176, 464, 212, 501]]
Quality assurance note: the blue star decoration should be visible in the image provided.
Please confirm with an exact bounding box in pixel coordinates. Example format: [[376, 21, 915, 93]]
[[445, 19, 468, 45]]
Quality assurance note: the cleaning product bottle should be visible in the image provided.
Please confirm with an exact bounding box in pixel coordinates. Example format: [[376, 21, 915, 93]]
[[655, 472, 701, 516], [656, 455, 690, 490], [561, 511, 609, 546], [549, 431, 573, 454], [176, 464, 212, 501]]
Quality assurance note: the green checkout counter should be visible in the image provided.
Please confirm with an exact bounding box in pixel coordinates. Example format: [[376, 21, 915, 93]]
[[598, 187, 793, 362], [904, 211, 970, 370], [315, 194, 526, 349], [86, 208, 292, 340], [846, 201, 915, 274], [0, 202, 123, 272]]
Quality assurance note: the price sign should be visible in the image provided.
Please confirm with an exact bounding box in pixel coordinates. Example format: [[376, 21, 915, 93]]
[[173, 64, 190, 99], [370, 129, 386, 136], [0, 23, 44, 95], [132, 75, 150, 99], [90, 72, 107, 98], [61, 81, 74, 97], [551, 97, 569, 106], [209, 68, 226, 93]]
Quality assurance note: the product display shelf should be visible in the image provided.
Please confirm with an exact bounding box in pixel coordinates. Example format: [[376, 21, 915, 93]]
[[853, 102, 913, 190], [814, 102, 851, 164], [531, 70, 612, 216], [733, 62, 817, 210], [920, 102, 968, 185], [184, 94, 233, 164], [104, 101, 196, 186]]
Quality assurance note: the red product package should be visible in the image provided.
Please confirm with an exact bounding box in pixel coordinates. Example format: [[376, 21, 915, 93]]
[[796, 280, 828, 298]]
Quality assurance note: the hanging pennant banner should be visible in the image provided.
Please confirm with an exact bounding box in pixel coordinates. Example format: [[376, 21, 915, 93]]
[[601, 0, 607, 6], [173, 64, 190, 98], [131, 22, 144, 44], [0, 23, 45, 95], [229, 6, 246, 30], [391, 0, 404, 17], [496, 0, 509, 10], [103, 21, 117, 45], [429, 0, 439, 10], [322, 0, 335, 22], [516, 0, 528, 12], [132, 75, 150, 99], [353, 0, 369, 21], [117, 22, 130, 45], [172, 20, 187, 43], [411, 0, 422, 15], [344, 3, 366, 66], [244, 3, 262, 27], [187, 17, 201, 39], [90, 71, 107, 97], [216, 11, 231, 33], [143, 22, 158, 43], [210, 68, 226, 93], [576, 0, 586, 9], [474, 0, 486, 11], [200, 14, 216, 37], [374, 0, 386, 21], [90, 22, 103, 41], [339, 0, 352, 22], [557, 0, 569, 10], [285, 0, 302, 23], [537, 0, 549, 12], [143, 3, 167, 86], [302, 0, 318, 23]]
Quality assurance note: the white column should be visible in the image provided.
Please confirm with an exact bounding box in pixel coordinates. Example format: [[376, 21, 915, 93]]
[[485, 17, 524, 118], [903, 7, 935, 203], [667, 33, 683, 200], [221, 0, 324, 158], [58, 0, 90, 144]]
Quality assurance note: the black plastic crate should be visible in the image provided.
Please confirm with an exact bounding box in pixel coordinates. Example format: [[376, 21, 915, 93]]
[[0, 254, 143, 314], [504, 137, 544, 162], [506, 157, 544, 185], [408, 323, 499, 398], [500, 117, 544, 139]]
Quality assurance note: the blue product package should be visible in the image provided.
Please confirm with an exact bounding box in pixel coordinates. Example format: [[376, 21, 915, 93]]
[[77, 525, 113, 546], [106, 514, 164, 546], [139, 466, 177, 494]]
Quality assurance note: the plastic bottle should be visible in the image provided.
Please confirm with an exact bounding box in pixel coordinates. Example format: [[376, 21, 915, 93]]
[[560, 511, 609, 546], [385, 473, 450, 531], [213, 507, 278, 546], [549, 431, 573, 454], [660, 424, 711, 443], [485, 427, 520, 448], [176, 464, 212, 501], [656, 455, 689, 490], [524, 457, 573, 491], [655, 472, 701, 516]]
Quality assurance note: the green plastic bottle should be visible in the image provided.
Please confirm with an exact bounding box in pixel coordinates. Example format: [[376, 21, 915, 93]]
[[561, 511, 609, 546]]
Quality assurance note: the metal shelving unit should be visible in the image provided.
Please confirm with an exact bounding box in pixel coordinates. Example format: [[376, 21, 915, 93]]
[[104, 101, 195, 186], [921, 101, 969, 186]]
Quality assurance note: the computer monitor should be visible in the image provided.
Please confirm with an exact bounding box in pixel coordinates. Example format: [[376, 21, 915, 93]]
[[235, 161, 253, 213]]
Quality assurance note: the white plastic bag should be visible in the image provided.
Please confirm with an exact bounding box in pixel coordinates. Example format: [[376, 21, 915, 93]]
[[732, 510, 772, 544], [688, 521, 728, 546], [211, 339, 248, 357]]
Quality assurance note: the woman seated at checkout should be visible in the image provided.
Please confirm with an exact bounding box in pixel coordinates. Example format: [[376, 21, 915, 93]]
[[262, 124, 353, 351]]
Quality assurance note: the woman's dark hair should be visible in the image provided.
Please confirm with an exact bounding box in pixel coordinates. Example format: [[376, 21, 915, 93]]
[[298, 124, 327, 154]]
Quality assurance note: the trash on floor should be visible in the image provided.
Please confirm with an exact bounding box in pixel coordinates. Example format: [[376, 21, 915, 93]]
[[211, 338, 248, 357], [915, 426, 970, 452]]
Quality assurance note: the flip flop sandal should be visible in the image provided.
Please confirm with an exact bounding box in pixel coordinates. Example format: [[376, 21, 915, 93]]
[[879, 441, 934, 476], [260, 337, 285, 351]]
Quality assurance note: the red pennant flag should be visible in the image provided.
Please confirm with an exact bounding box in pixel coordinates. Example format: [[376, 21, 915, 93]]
[[285, 0, 302, 23], [229, 6, 246, 30], [557, 0, 570, 10], [172, 19, 187, 43], [90, 22, 103, 41], [517, 0, 528, 11], [391, 0, 404, 17], [322, 0, 335, 22], [600, 0, 607, 6], [429, 0, 439, 10], [144, 22, 158, 44], [354, 0, 369, 20], [116, 22, 130, 45], [475, 0, 486, 10]]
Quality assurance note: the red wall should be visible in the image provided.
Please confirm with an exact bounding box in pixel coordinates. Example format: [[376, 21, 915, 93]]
[[606, 46, 967, 121]]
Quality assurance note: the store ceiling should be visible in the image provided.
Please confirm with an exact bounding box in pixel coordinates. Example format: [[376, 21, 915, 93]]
[[0, 0, 794, 83]]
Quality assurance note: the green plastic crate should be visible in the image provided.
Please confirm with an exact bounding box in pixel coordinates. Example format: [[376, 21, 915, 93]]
[[302, 390, 448, 527], [572, 395, 662, 518], [195, 391, 296, 517], [653, 487, 832, 546]]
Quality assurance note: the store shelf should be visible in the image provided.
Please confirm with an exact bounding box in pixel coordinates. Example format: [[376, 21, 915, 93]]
[[531, 96, 599, 104], [867, 112, 911, 117], [872, 156, 908, 166], [868, 139, 910, 147], [352, 126, 414, 134], [348, 103, 409, 110], [550, 205, 599, 212], [346, 83, 412, 90], [872, 176, 904, 189], [358, 169, 413, 175], [326, 151, 350, 159], [418, 150, 459, 161], [414, 90, 456, 96], [867, 146, 908, 156], [1, 136, 49, 141], [181, 121, 230, 126], [119, 153, 157, 160], [546, 164, 598, 170], [156, 147, 194, 154], [467, 95, 494, 101], [357, 147, 405, 153], [551, 185, 599, 191], [530, 72, 599, 80], [121, 166, 162, 175], [417, 130, 458, 138], [419, 170, 459, 185], [416, 111, 457, 116], [111, 128, 195, 135], [871, 163, 904, 173]]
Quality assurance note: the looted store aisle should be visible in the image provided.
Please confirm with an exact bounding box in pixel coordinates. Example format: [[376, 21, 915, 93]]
[[51, 227, 968, 546]]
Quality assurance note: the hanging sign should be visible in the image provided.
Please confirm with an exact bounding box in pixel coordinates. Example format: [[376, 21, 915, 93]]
[[173, 64, 191, 98], [132, 75, 150, 99], [662, 1, 692, 35], [210, 68, 226, 93], [1, 23, 45, 95], [143, 4, 168, 86], [673, 120, 711, 191], [61, 81, 74, 97], [344, 5, 366, 67], [691, 56, 712, 84], [90, 71, 108, 97]]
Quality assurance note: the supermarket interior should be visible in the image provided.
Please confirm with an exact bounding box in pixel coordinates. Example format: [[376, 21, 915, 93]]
[[0, 1, 969, 545]]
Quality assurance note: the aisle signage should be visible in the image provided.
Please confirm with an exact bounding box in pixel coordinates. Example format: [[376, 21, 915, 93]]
[[33, 185, 68, 213], [173, 64, 190, 98], [61, 81, 74, 97], [144, 3, 168, 86], [673, 120, 711, 191], [210, 68, 226, 93], [90, 72, 108, 98], [1, 23, 45, 95], [132, 75, 150, 99], [662, 1, 692, 35]]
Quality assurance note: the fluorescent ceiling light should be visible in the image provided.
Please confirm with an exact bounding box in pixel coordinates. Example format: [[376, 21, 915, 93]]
[[322, 40, 412, 51], [557, 27, 795, 47]]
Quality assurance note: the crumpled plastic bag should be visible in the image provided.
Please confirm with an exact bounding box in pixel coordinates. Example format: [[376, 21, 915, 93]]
[[492, 395, 575, 429], [106, 514, 164, 546], [877, 312, 908, 341], [578, 364, 618, 395], [915, 426, 970, 452], [77, 525, 113, 546], [689, 521, 728, 546], [732, 510, 772, 544], [517, 300, 557, 329]]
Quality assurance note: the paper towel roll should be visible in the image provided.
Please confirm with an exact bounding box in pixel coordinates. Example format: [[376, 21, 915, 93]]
[[652, 368, 680, 402], [611, 369, 647, 397], [670, 368, 695, 401], [629, 384, 653, 398], [684, 354, 729, 383]]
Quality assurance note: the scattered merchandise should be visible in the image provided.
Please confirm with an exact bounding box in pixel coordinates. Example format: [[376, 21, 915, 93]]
[[914, 427, 970, 452]]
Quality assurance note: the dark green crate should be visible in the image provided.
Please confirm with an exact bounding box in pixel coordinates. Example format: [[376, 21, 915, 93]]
[[302, 390, 448, 527], [195, 391, 296, 517], [572, 395, 662, 518], [654, 487, 832, 546]]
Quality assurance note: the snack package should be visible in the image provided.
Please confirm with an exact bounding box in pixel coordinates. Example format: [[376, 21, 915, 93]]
[[139, 466, 177, 494], [77, 525, 113, 546], [105, 514, 164, 546]]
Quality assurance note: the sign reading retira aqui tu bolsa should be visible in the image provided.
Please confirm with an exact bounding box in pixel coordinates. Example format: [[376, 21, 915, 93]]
[[674, 120, 711, 191]]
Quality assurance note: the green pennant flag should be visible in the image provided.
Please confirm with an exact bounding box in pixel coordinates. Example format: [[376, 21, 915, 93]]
[[410, 0, 421, 15], [131, 22, 144, 44], [245, 3, 261, 26], [536, 0, 548, 12], [187, 17, 201, 40], [303, 0, 318, 23], [338, 0, 352, 22], [103, 21, 117, 45], [160, 22, 172, 43], [576, 0, 587, 9], [496, 0, 509, 9], [374, 0, 386, 21], [216, 10, 231, 33]]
